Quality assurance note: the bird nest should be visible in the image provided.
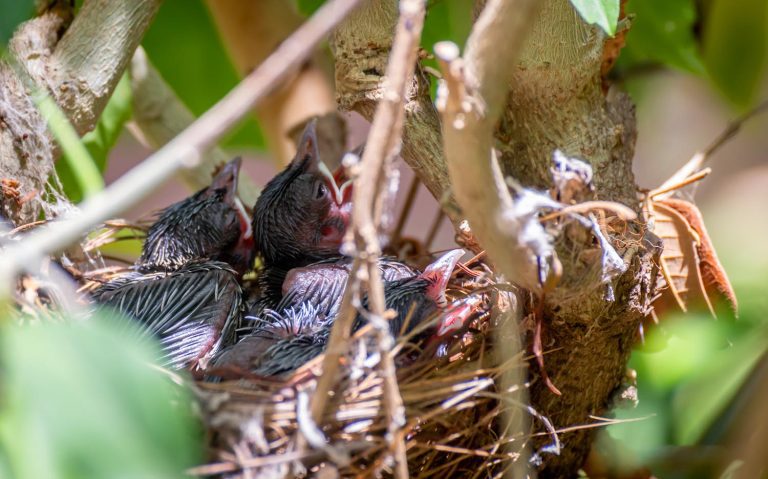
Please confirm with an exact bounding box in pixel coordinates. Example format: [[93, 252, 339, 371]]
[[190, 276, 529, 479], [172, 245, 537, 479], [10, 219, 538, 478]]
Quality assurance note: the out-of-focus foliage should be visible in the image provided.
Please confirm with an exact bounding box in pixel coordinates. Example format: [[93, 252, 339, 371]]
[[0, 316, 202, 479], [569, 0, 620, 36], [295, 0, 325, 15], [620, 0, 705, 74], [702, 0, 768, 109], [56, 73, 132, 203], [604, 246, 768, 477], [0, 0, 33, 49], [619, 0, 768, 109], [142, 0, 264, 150]]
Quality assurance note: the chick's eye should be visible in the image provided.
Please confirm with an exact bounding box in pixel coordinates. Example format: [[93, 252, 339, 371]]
[[314, 181, 327, 200]]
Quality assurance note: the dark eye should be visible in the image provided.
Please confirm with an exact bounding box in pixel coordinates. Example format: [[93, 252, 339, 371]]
[[314, 181, 327, 200]]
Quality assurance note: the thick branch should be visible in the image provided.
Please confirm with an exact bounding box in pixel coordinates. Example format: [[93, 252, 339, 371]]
[[205, 0, 337, 166], [490, 1, 655, 476], [128, 47, 260, 206], [331, 0, 458, 223], [1, 4, 72, 223], [45, 0, 161, 135], [1, 0, 160, 224], [498, 0, 636, 206], [0, 0, 362, 291]]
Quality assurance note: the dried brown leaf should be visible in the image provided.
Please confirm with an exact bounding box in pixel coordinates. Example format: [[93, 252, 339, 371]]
[[647, 198, 736, 320], [660, 198, 738, 318]]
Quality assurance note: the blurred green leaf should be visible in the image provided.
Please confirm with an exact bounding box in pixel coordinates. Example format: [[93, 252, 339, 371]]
[[621, 0, 705, 74], [142, 0, 265, 150], [56, 73, 132, 203], [702, 0, 768, 109], [295, 0, 324, 16], [570, 0, 620, 36], [422, 0, 473, 99], [672, 326, 767, 444], [0, 318, 202, 479], [34, 91, 104, 200], [0, 0, 34, 48]]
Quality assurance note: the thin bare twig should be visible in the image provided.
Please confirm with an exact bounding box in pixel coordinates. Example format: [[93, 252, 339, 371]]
[[654, 98, 768, 199], [310, 1, 427, 476], [391, 174, 421, 245], [0, 0, 362, 293]]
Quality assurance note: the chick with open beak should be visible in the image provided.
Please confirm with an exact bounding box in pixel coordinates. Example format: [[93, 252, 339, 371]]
[[251, 119, 353, 308]]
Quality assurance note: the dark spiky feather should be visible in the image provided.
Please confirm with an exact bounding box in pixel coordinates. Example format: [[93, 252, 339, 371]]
[[93, 261, 242, 369], [140, 189, 242, 272]]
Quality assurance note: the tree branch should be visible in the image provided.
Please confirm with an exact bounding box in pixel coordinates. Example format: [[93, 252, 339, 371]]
[[310, 1, 426, 476], [485, 1, 656, 475], [45, 0, 161, 135], [205, 0, 337, 166], [1, 4, 72, 223], [435, 0, 542, 291], [331, 0, 458, 224], [1, 0, 160, 224], [434, 2, 540, 477], [128, 47, 260, 206], [0, 0, 362, 292]]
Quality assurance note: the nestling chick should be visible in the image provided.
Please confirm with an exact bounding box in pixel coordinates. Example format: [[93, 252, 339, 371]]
[[93, 158, 252, 371]]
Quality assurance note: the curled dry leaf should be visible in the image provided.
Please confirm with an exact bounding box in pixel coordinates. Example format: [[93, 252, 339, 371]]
[[647, 197, 737, 320], [661, 198, 737, 317]]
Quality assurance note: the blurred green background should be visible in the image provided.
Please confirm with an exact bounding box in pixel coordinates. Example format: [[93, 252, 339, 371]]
[[1, 0, 767, 477]]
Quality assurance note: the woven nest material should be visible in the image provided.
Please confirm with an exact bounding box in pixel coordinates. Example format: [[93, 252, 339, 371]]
[[193, 328, 526, 477], [9, 219, 544, 478], [188, 259, 539, 479]]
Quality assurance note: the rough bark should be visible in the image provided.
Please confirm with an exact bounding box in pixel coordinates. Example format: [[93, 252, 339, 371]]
[[45, 0, 161, 136], [494, 1, 656, 476], [0, 0, 161, 224], [1, 4, 72, 223], [331, 0, 458, 223]]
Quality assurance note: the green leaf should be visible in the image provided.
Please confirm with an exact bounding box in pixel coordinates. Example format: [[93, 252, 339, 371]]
[[0, 0, 34, 48], [295, 0, 325, 16], [142, 0, 265, 150], [56, 73, 132, 203], [421, 0, 474, 99], [0, 318, 202, 479], [621, 0, 705, 74], [570, 0, 620, 36], [33, 91, 104, 200], [702, 0, 768, 109]]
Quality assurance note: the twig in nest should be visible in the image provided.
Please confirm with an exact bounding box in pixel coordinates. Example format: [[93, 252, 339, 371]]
[[391, 173, 421, 246], [538, 200, 638, 223], [308, 1, 427, 476]]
